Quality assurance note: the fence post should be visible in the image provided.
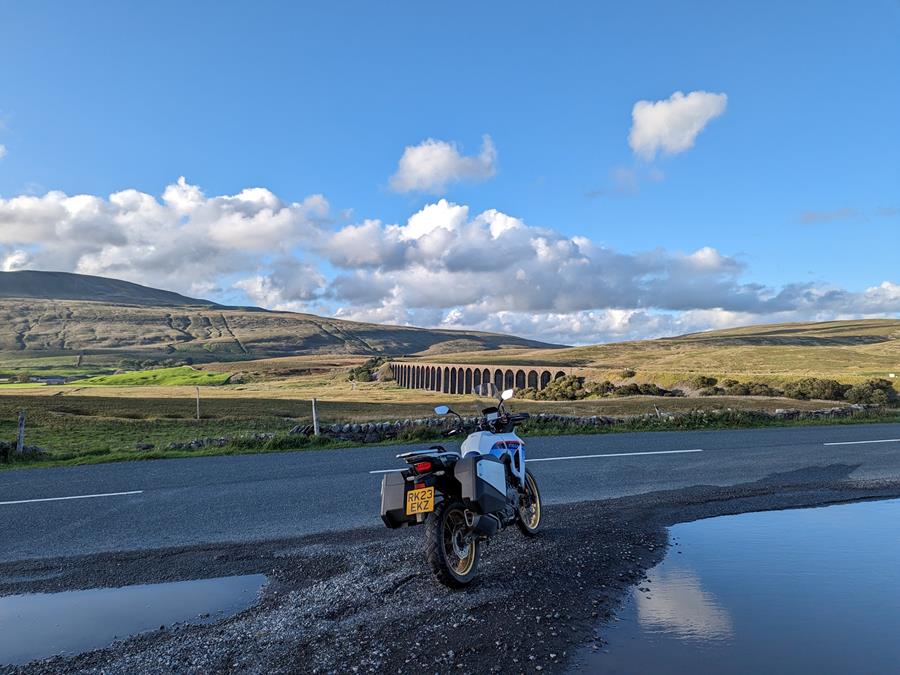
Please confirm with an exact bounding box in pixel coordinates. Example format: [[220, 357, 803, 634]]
[[16, 410, 26, 455], [311, 398, 320, 436], [195, 387, 201, 421]]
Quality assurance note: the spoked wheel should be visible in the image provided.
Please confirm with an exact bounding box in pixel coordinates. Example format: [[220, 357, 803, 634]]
[[517, 469, 543, 536], [424, 500, 480, 587]]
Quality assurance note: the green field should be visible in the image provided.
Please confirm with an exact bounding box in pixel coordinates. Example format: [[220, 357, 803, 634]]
[[76, 366, 232, 386]]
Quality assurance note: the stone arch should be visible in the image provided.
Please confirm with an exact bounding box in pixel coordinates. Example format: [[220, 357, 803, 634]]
[[555, 371, 566, 381], [435, 367, 442, 392], [473, 368, 482, 390], [457, 368, 465, 395], [504, 369, 514, 390], [425, 367, 431, 390], [443, 367, 450, 393], [539, 370, 551, 389], [494, 369, 504, 390], [527, 370, 538, 389], [464, 368, 473, 394], [450, 367, 458, 394], [431, 366, 437, 391], [416, 366, 423, 389], [515, 369, 526, 389], [482, 369, 491, 389]]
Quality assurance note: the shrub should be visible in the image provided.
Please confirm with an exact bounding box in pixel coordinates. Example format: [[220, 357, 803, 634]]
[[619, 369, 637, 379], [845, 379, 898, 405], [698, 386, 724, 396], [783, 378, 850, 401], [15, 372, 31, 383], [722, 380, 783, 397], [348, 357, 386, 382], [689, 375, 718, 389]]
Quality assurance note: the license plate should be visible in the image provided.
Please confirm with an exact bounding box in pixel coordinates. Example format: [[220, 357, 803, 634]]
[[406, 487, 435, 515]]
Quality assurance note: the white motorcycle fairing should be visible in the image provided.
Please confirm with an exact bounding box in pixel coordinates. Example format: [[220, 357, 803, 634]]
[[460, 430, 526, 486]]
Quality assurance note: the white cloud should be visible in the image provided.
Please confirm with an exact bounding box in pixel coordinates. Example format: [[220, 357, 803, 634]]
[[629, 90, 727, 160], [389, 135, 497, 193], [2, 180, 896, 345], [0, 144, 6, 160], [0, 177, 329, 300]]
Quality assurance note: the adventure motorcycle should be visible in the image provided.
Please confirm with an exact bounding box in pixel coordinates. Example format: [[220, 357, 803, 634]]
[[380, 384, 542, 587]]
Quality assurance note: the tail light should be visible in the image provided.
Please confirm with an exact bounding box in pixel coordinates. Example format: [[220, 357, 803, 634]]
[[413, 461, 433, 473]]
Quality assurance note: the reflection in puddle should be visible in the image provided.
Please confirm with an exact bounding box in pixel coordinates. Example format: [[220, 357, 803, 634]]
[[634, 566, 733, 641], [0, 574, 266, 666], [574, 498, 900, 675]]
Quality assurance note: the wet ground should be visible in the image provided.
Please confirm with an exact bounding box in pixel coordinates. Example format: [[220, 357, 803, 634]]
[[0, 575, 266, 666], [2, 472, 900, 674], [573, 498, 900, 674]]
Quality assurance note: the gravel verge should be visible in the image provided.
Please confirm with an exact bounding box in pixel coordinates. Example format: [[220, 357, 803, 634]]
[[3, 474, 900, 675]]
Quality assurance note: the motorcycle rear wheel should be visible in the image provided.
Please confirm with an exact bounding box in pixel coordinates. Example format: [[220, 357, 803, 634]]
[[517, 469, 543, 536], [424, 500, 480, 587]]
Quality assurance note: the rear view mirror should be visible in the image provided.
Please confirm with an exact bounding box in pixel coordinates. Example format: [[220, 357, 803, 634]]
[[434, 405, 450, 415], [501, 388, 514, 401]]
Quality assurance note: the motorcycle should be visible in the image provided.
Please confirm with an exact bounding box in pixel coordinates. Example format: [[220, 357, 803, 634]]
[[379, 383, 543, 587]]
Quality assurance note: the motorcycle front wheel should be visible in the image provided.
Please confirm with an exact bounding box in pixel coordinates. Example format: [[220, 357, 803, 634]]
[[517, 469, 543, 536], [424, 500, 480, 587]]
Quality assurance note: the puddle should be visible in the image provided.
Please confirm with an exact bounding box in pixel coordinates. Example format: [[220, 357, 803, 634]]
[[0, 574, 266, 666], [575, 498, 900, 674]]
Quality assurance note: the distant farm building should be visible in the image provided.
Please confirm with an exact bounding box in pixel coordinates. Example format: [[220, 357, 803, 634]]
[[390, 361, 579, 394]]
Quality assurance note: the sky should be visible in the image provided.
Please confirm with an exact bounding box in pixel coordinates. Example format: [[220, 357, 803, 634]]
[[0, 0, 898, 345]]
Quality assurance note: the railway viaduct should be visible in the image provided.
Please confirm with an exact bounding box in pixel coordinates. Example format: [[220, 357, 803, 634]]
[[390, 361, 581, 395]]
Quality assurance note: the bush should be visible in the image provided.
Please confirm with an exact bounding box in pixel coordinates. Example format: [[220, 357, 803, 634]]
[[348, 357, 386, 382], [722, 380, 783, 397], [539, 375, 589, 401], [15, 372, 31, 383], [689, 375, 718, 389], [844, 379, 898, 405], [619, 369, 636, 379], [698, 386, 724, 396], [783, 378, 850, 401]]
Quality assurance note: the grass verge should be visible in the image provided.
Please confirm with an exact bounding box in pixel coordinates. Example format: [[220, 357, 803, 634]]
[[2, 400, 897, 471]]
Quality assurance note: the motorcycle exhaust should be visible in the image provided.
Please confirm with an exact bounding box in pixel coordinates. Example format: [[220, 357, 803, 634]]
[[465, 510, 500, 537]]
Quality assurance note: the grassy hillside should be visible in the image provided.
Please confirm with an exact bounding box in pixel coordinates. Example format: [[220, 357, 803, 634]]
[[0, 271, 557, 361], [416, 319, 900, 384], [0, 270, 219, 307]]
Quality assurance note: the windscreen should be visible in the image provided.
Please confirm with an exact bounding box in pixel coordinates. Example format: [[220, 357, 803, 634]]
[[473, 382, 500, 413]]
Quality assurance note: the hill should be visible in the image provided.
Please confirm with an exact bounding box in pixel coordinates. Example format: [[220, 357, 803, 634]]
[[0, 270, 221, 307], [416, 319, 900, 384], [0, 271, 558, 359]]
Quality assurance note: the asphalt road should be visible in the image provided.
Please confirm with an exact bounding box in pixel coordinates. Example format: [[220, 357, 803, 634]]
[[1, 422, 899, 563]]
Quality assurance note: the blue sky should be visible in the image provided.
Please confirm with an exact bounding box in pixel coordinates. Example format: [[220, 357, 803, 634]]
[[0, 1, 898, 343]]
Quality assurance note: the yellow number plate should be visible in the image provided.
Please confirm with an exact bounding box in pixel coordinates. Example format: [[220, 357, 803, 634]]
[[406, 487, 435, 515]]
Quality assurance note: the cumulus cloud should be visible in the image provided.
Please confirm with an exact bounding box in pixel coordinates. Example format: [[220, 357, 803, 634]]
[[0, 144, 6, 160], [629, 90, 727, 160], [0, 177, 329, 298], [389, 135, 497, 193], [2, 180, 897, 344]]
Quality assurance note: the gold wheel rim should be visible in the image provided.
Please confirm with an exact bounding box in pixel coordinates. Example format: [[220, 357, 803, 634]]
[[444, 509, 476, 575], [522, 473, 541, 529]]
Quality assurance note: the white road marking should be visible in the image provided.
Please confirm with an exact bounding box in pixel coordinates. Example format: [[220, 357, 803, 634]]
[[369, 448, 703, 474], [0, 490, 143, 506], [824, 438, 900, 446], [526, 448, 704, 463]]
